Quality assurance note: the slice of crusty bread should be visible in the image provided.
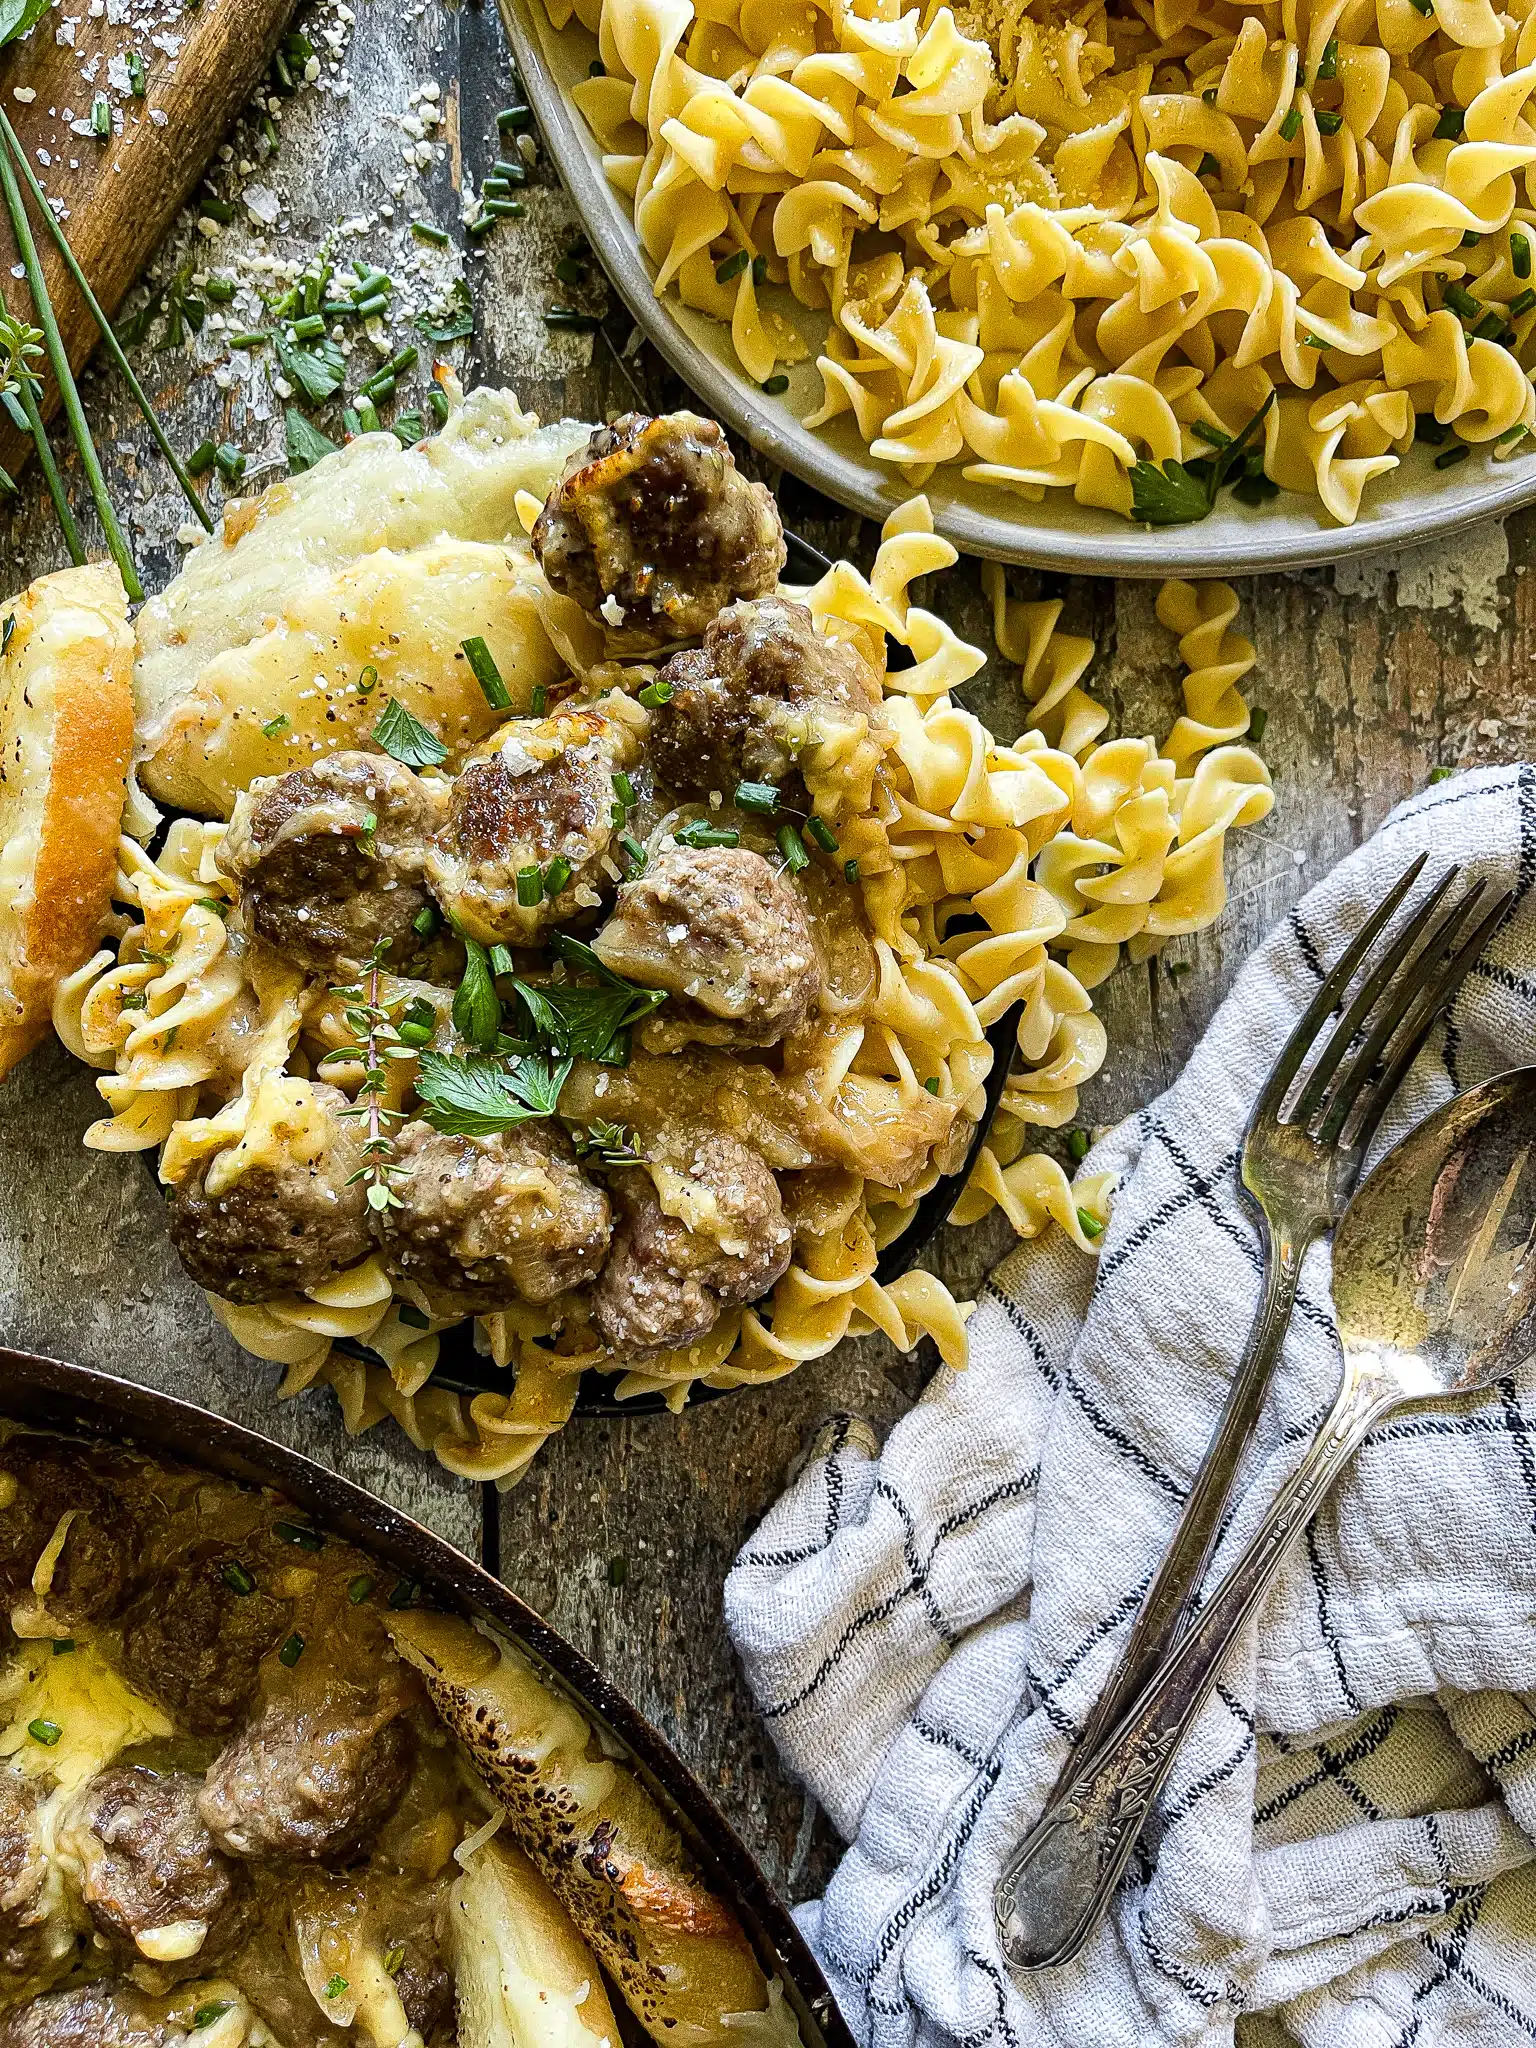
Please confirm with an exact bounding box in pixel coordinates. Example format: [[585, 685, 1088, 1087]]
[[0, 560, 134, 1080]]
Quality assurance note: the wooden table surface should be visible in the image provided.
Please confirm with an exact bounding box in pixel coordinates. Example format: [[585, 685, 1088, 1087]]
[[0, 0, 1529, 1914]]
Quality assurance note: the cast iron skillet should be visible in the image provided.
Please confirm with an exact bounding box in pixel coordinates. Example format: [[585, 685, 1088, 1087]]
[[0, 1345, 855, 2048]]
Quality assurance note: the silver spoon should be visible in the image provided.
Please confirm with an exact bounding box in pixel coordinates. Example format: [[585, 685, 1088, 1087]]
[[995, 1063, 1536, 1970]]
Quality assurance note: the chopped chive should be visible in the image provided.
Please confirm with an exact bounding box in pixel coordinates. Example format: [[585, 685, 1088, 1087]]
[[354, 291, 389, 319], [1428, 765, 1453, 783], [1067, 1128, 1090, 1161], [196, 897, 229, 918], [1444, 282, 1481, 320], [762, 373, 789, 394], [398, 1303, 431, 1329], [516, 865, 543, 907], [612, 772, 636, 809], [1434, 442, 1470, 467], [844, 857, 860, 883], [187, 438, 217, 476], [91, 93, 111, 138], [497, 105, 532, 131], [1314, 107, 1343, 134], [215, 442, 246, 483], [228, 329, 269, 349], [1512, 288, 1536, 318], [198, 194, 235, 224], [1407, 0, 1433, 16], [278, 1632, 306, 1667], [51, 1638, 75, 1655], [544, 853, 573, 896], [544, 304, 599, 326], [291, 312, 326, 340], [1462, 230, 1482, 248], [488, 943, 516, 977], [355, 396, 381, 434], [412, 219, 450, 245], [924, 1076, 940, 1095], [1433, 106, 1465, 140], [392, 411, 426, 447], [347, 1574, 375, 1605], [1197, 150, 1220, 177], [805, 816, 840, 853], [1474, 310, 1506, 339], [619, 833, 648, 874], [1077, 1207, 1105, 1239], [1515, 231, 1532, 278], [1191, 418, 1231, 448], [734, 780, 779, 814], [192, 2003, 234, 2029], [715, 249, 749, 283], [221, 1560, 255, 1596], [675, 820, 740, 848], [120, 989, 147, 1010], [27, 1719, 60, 1747], [753, 253, 768, 284], [127, 48, 147, 94], [360, 372, 396, 403], [531, 684, 548, 716], [412, 904, 439, 938], [324, 1976, 349, 2000], [637, 678, 673, 707], [204, 275, 235, 303], [461, 635, 511, 709], [1248, 706, 1269, 741], [492, 159, 528, 183], [273, 1520, 324, 1550], [428, 385, 451, 425], [357, 664, 379, 695], [387, 1579, 420, 1610], [1278, 105, 1302, 141], [491, 179, 521, 204], [1497, 422, 1530, 445], [777, 822, 809, 873], [1316, 34, 1338, 78]]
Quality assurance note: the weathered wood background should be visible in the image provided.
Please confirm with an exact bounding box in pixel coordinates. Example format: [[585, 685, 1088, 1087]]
[[0, 0, 1529, 1907]]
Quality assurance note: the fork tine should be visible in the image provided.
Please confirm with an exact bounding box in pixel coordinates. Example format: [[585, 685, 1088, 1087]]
[[1346, 888, 1514, 1163], [1315, 879, 1491, 1146], [1290, 864, 1460, 1127], [1247, 853, 1428, 1134]]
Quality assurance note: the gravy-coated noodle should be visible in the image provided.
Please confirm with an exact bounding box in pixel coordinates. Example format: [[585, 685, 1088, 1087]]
[[546, 0, 1536, 522], [57, 398, 1272, 1483]]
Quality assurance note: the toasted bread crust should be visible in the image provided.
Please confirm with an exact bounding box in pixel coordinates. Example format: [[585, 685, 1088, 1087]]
[[0, 562, 134, 1081]]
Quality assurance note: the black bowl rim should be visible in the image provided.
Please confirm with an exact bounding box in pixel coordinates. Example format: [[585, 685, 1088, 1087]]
[[0, 1344, 854, 2048]]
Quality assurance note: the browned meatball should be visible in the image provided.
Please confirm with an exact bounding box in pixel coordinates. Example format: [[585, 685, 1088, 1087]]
[[389, 1916, 456, 2046], [532, 412, 785, 642], [0, 1774, 46, 1978], [164, 1081, 372, 1304], [425, 706, 637, 945], [217, 751, 448, 972], [377, 1121, 612, 1314], [592, 845, 820, 1048], [120, 1552, 291, 1736], [198, 1667, 416, 1866], [59, 1767, 248, 1969], [0, 1439, 132, 1628], [592, 1130, 792, 1358], [0, 1983, 184, 2048], [647, 596, 880, 799]]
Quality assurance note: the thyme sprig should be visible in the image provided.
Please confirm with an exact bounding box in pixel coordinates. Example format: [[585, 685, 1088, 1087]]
[[330, 940, 413, 1213]]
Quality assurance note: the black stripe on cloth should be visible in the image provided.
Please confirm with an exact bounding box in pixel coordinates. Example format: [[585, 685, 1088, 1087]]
[[737, 1414, 860, 1569], [1377, 773, 1524, 835], [961, 1948, 1022, 2048], [1254, 1706, 1398, 1825], [1031, 1579, 1151, 1712], [1483, 1725, 1536, 1777], [912, 1716, 991, 1772], [1021, 1668, 1079, 1742], [874, 1478, 958, 1646], [1137, 1919, 1248, 2011], [1290, 905, 1326, 981], [1216, 1683, 1256, 1731], [755, 1472, 1035, 1722], [985, 1285, 1188, 1501], [1391, 1886, 1492, 2048], [1420, 1927, 1536, 2040], [1159, 1732, 1256, 1828], [1497, 1377, 1536, 1539], [861, 1758, 1005, 1986], [1306, 1521, 1363, 1716]]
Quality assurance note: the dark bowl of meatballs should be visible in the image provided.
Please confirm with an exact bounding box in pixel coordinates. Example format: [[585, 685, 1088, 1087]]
[[0, 1346, 855, 2048]]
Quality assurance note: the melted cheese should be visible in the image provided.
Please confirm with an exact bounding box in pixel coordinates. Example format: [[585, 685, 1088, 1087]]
[[0, 1643, 173, 1792]]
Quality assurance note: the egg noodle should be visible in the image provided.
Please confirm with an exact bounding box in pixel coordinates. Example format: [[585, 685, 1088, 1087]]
[[550, 0, 1536, 522], [55, 503, 1271, 1484]]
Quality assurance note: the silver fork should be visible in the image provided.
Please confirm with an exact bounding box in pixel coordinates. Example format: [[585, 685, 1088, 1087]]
[[994, 854, 1512, 1969]]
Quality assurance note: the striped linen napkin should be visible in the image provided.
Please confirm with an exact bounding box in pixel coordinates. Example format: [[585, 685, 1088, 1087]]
[[725, 765, 1536, 2048]]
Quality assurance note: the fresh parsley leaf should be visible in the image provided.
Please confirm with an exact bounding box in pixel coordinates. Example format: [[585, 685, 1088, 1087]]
[[275, 330, 346, 406], [285, 407, 338, 473], [415, 1049, 573, 1135], [414, 280, 474, 344], [372, 696, 448, 768], [0, 0, 52, 45], [512, 977, 667, 1065], [1129, 393, 1276, 527], [452, 938, 502, 1052]]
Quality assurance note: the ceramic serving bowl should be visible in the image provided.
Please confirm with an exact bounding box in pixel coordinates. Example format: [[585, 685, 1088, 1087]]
[[494, 0, 1536, 577]]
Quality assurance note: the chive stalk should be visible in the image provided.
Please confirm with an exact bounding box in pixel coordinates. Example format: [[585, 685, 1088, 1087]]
[[0, 111, 213, 530], [16, 377, 84, 562]]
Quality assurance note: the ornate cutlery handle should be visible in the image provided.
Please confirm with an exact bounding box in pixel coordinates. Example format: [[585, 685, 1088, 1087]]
[[995, 1365, 1388, 1972], [1071, 1223, 1310, 1766]]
